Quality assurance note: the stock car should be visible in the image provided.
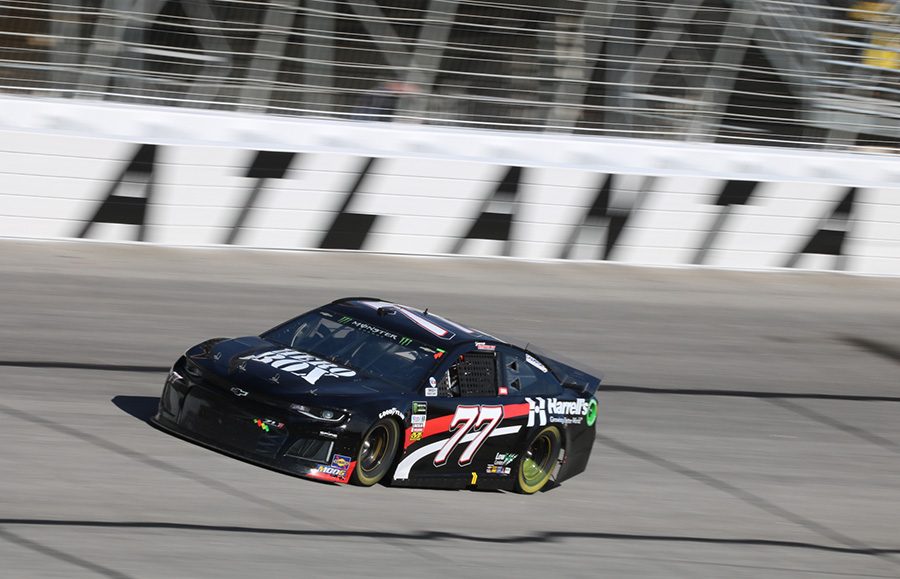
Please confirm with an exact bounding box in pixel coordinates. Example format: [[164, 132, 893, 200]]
[[152, 297, 601, 494]]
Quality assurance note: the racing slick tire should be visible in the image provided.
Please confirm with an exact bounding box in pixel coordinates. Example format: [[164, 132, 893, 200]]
[[350, 418, 401, 487], [515, 425, 562, 494]]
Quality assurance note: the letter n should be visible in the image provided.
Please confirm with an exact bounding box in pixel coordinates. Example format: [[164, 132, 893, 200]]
[[77, 144, 156, 241], [693, 180, 758, 264], [320, 157, 379, 250]]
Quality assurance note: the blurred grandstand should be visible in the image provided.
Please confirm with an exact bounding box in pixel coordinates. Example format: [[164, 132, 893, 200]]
[[1, 0, 899, 151]]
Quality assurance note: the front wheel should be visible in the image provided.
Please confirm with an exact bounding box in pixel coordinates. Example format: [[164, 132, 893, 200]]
[[350, 418, 401, 486], [515, 426, 562, 494]]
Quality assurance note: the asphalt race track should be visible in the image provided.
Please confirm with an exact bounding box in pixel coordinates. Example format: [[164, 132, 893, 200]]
[[1, 239, 899, 578]]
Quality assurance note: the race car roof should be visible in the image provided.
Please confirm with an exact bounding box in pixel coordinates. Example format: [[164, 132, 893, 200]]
[[328, 297, 502, 347], [327, 297, 603, 387]]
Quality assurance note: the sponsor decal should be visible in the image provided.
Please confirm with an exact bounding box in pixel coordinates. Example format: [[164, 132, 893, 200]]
[[252, 418, 284, 432], [525, 353, 547, 373], [526, 397, 546, 427], [238, 348, 356, 385], [586, 398, 598, 427], [425, 387, 438, 397], [269, 374, 281, 384], [429, 377, 437, 387], [409, 401, 427, 443], [475, 342, 496, 351], [434, 349, 445, 359], [549, 415, 583, 425], [548, 398, 590, 416], [231, 387, 249, 397], [346, 318, 400, 342], [316, 465, 345, 476], [317, 454, 352, 478], [319, 430, 338, 439], [485, 465, 511, 476], [494, 452, 517, 466], [526, 397, 589, 426], [379, 408, 404, 420], [498, 386, 508, 396]]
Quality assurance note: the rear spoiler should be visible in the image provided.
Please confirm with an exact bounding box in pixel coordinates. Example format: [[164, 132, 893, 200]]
[[524, 343, 603, 396]]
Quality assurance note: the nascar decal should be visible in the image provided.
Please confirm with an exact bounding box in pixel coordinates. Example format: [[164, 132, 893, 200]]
[[406, 401, 427, 446], [526, 397, 591, 426], [238, 348, 356, 385], [525, 353, 548, 373]]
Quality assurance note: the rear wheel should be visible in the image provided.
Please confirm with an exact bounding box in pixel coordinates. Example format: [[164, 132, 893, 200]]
[[350, 418, 400, 486], [515, 426, 561, 494]]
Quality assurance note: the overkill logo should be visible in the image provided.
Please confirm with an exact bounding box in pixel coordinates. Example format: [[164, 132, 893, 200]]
[[526, 397, 589, 427], [238, 349, 356, 385]]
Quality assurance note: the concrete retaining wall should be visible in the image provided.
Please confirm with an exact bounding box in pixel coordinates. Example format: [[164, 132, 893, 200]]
[[1, 97, 898, 274]]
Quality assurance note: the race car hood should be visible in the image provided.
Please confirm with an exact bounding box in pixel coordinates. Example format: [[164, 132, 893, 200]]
[[185, 336, 398, 397]]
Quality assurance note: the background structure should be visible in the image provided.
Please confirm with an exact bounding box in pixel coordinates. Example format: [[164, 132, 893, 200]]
[[2, 0, 900, 150]]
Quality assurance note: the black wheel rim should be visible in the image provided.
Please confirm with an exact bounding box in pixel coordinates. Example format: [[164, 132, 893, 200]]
[[522, 431, 555, 486], [360, 424, 390, 473]]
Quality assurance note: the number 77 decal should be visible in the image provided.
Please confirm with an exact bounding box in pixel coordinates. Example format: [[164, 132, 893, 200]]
[[434, 405, 504, 466]]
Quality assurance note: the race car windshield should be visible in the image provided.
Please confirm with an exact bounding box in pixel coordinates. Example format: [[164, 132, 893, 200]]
[[262, 310, 441, 388]]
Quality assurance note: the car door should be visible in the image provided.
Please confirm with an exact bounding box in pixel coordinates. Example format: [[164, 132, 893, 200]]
[[397, 345, 511, 484]]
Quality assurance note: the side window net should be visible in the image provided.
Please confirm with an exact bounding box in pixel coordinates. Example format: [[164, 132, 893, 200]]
[[456, 351, 497, 397]]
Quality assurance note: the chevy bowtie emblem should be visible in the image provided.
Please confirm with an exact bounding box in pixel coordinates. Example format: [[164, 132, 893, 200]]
[[231, 387, 249, 397], [269, 374, 281, 384]]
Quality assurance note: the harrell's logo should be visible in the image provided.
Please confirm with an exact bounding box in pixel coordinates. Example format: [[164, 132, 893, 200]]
[[526, 397, 589, 427], [239, 349, 356, 385], [526, 397, 547, 427]]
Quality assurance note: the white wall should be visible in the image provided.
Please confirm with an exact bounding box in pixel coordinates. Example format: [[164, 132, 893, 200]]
[[1, 96, 899, 274]]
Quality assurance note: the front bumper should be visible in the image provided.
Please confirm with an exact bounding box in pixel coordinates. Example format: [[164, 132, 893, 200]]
[[154, 378, 358, 484]]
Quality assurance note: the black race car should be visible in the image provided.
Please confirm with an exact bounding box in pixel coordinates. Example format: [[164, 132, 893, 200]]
[[153, 297, 601, 494]]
